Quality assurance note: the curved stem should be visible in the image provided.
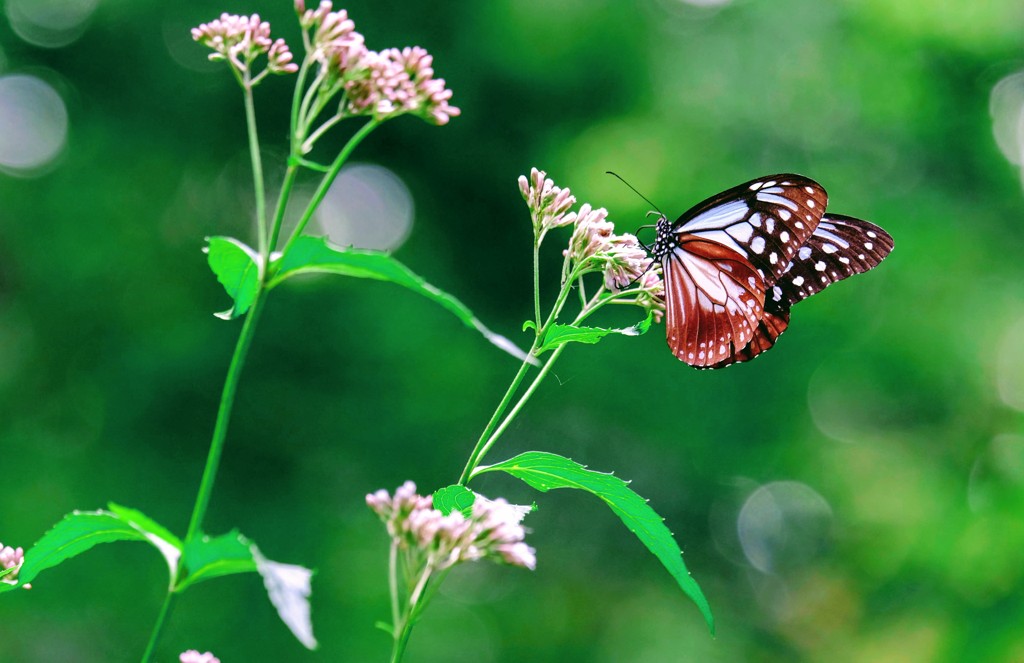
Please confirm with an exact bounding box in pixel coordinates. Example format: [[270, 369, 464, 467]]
[[143, 292, 266, 656], [279, 119, 380, 258], [267, 164, 299, 255], [388, 539, 400, 631], [457, 348, 537, 486], [390, 559, 436, 663], [532, 232, 542, 328], [140, 591, 178, 663], [185, 293, 266, 544], [290, 56, 313, 151], [242, 82, 268, 260], [466, 344, 567, 481]]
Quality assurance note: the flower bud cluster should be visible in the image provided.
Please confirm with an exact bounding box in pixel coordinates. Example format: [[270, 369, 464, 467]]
[[191, 13, 298, 77], [299, 3, 460, 124], [367, 482, 536, 571], [0, 543, 23, 586], [519, 168, 665, 321], [519, 167, 578, 235]]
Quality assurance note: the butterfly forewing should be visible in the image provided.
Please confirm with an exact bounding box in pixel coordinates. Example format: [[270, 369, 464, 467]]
[[708, 213, 894, 369], [675, 174, 828, 284], [663, 234, 765, 367]]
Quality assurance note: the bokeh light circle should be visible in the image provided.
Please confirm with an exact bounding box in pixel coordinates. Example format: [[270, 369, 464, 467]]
[[995, 314, 1024, 411], [0, 74, 68, 175], [990, 72, 1024, 167], [5, 0, 99, 49], [314, 163, 413, 251], [737, 481, 833, 573]]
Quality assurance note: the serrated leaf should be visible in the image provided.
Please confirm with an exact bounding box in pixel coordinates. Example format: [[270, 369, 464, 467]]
[[178, 530, 257, 591], [536, 311, 653, 353], [5, 508, 182, 592], [107, 503, 182, 549], [433, 485, 475, 517], [269, 236, 534, 364], [253, 545, 318, 650], [474, 451, 714, 633], [205, 236, 261, 320]]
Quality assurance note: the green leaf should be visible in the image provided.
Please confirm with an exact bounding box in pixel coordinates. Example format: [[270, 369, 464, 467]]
[[205, 236, 261, 320], [269, 236, 534, 364], [178, 530, 258, 591], [433, 485, 476, 517], [2, 508, 181, 593], [107, 503, 183, 549], [474, 451, 714, 633], [535, 311, 653, 353]]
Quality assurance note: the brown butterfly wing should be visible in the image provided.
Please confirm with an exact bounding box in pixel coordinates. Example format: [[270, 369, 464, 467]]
[[663, 234, 765, 367]]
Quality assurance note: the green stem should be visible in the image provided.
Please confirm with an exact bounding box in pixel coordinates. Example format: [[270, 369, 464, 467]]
[[466, 344, 567, 481], [267, 164, 299, 255], [142, 292, 266, 657], [140, 590, 178, 663], [533, 232, 542, 328], [390, 559, 436, 663], [290, 56, 313, 150], [279, 119, 380, 258], [185, 292, 266, 544], [242, 82, 268, 260], [388, 539, 400, 631], [457, 349, 537, 485]]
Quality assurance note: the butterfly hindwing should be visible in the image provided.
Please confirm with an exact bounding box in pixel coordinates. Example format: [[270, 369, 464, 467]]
[[663, 234, 765, 367], [771, 213, 895, 308], [708, 213, 894, 368]]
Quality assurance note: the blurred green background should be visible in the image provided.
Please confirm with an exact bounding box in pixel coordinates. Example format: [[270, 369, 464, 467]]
[[2, 0, 1024, 661]]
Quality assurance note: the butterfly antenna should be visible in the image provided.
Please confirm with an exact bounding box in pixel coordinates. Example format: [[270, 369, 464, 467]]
[[605, 171, 663, 216]]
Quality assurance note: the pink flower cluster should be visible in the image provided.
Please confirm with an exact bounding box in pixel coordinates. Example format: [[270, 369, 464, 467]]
[[0, 543, 23, 586], [179, 651, 220, 663], [520, 168, 665, 321], [519, 167, 578, 235], [299, 2, 461, 124], [192, 13, 298, 77], [298, 3, 366, 77], [367, 482, 536, 571]]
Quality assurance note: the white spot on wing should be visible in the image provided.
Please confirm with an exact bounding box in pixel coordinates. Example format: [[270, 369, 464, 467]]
[[726, 223, 754, 243], [815, 261, 826, 271], [750, 236, 766, 254], [822, 243, 838, 254], [799, 247, 812, 260], [757, 193, 799, 211], [792, 276, 804, 286]]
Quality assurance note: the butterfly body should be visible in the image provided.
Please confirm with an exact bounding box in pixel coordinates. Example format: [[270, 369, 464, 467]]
[[650, 174, 893, 369]]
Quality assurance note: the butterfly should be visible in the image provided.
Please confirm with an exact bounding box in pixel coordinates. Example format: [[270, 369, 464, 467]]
[[649, 174, 893, 369]]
